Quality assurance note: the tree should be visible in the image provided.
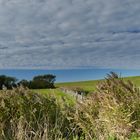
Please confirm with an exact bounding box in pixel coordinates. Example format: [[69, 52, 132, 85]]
[[17, 79, 30, 87], [0, 74, 56, 89], [30, 74, 56, 89], [0, 75, 17, 89]]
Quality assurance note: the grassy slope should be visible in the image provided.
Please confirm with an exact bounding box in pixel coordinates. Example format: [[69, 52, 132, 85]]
[[34, 89, 66, 96], [123, 76, 140, 86], [32, 76, 140, 95], [32, 88, 76, 104], [55, 80, 100, 91], [56, 76, 140, 92]]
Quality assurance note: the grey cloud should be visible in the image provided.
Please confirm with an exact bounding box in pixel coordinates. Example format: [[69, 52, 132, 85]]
[[0, 0, 140, 69]]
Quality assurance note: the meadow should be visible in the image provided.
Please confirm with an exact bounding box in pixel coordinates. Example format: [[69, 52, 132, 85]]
[[56, 76, 140, 92], [1, 73, 140, 139]]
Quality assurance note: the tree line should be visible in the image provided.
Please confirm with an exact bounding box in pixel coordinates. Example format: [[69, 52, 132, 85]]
[[0, 74, 56, 89]]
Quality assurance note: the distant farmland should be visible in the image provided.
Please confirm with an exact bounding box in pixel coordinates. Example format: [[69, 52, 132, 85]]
[[56, 76, 140, 91]]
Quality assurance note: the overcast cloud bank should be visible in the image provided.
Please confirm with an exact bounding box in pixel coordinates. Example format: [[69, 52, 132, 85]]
[[0, 0, 140, 69]]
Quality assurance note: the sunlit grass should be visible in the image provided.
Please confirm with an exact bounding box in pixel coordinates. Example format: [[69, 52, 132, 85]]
[[32, 88, 76, 105], [56, 76, 140, 92], [55, 80, 100, 92]]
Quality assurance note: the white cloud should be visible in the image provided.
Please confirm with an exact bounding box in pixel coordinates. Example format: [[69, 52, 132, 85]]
[[0, 0, 140, 69]]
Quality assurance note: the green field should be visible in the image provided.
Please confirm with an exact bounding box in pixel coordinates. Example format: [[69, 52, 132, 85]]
[[123, 76, 140, 86], [32, 88, 76, 104], [2, 74, 140, 139], [33, 88, 66, 96], [56, 80, 100, 92], [29, 76, 140, 96], [56, 76, 140, 92]]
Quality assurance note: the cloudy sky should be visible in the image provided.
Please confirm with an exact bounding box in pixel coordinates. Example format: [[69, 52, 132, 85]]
[[0, 0, 140, 69]]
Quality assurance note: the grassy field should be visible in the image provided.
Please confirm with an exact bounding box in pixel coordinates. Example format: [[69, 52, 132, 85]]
[[56, 76, 140, 92], [123, 76, 140, 86], [32, 88, 76, 105], [2, 73, 140, 139], [55, 80, 100, 92], [33, 88, 67, 96]]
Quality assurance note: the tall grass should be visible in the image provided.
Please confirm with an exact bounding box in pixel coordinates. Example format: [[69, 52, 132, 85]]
[[0, 86, 76, 140], [74, 72, 140, 139], [1, 72, 140, 140]]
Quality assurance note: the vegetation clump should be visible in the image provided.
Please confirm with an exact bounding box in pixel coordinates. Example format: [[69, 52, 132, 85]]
[[0, 86, 74, 140], [1, 72, 140, 140], [73, 72, 140, 139], [0, 74, 56, 89]]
